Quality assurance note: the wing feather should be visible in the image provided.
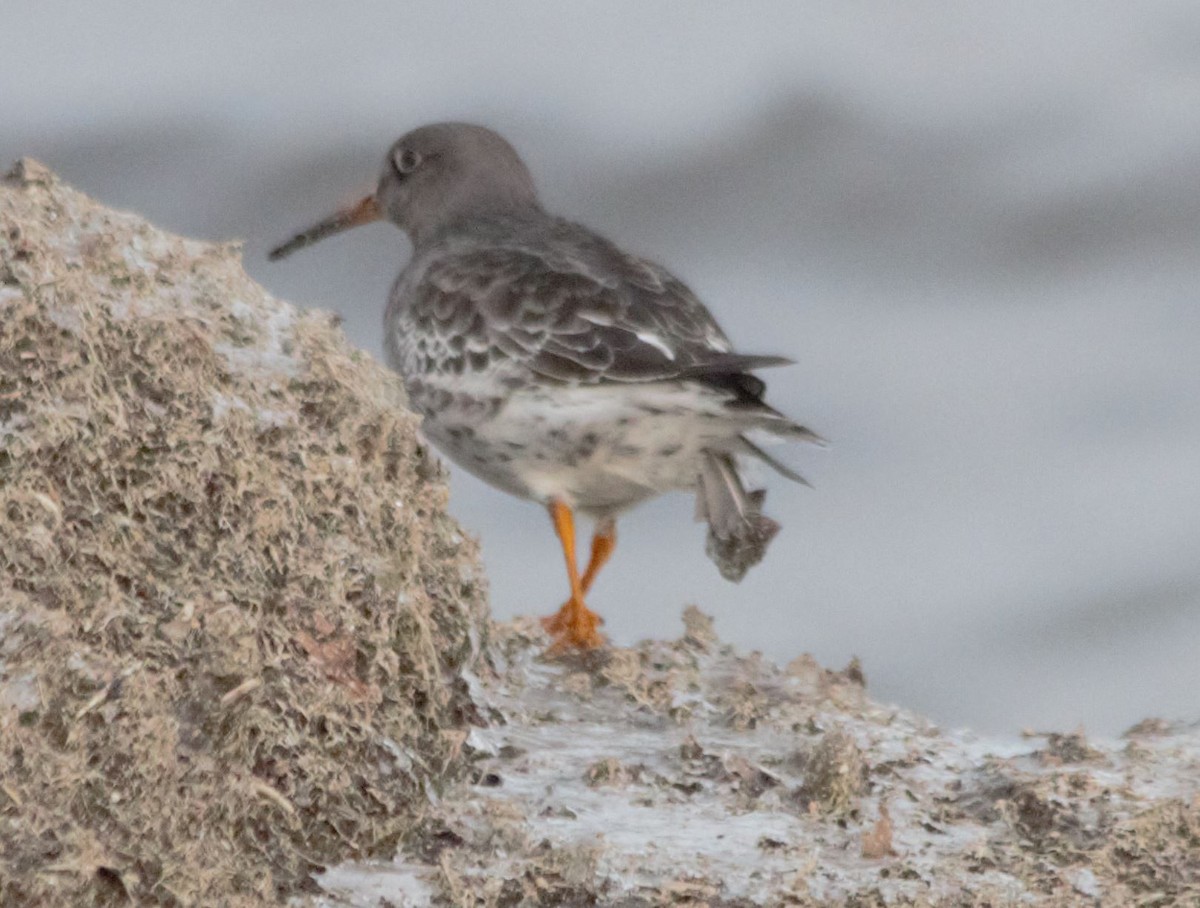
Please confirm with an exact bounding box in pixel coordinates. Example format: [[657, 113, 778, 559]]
[[387, 217, 792, 407]]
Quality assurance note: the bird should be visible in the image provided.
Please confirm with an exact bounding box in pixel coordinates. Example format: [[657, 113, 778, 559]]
[[269, 123, 820, 650]]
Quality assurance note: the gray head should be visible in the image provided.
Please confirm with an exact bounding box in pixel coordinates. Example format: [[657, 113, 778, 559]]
[[269, 122, 541, 259]]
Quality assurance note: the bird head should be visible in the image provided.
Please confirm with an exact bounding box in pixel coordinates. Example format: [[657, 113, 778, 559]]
[[269, 122, 540, 260]]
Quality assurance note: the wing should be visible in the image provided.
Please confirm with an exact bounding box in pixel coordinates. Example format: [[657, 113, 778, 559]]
[[393, 225, 790, 391]]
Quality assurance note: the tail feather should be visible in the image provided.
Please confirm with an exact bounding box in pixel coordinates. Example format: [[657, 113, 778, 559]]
[[695, 452, 781, 582], [747, 411, 827, 445], [738, 434, 812, 487]]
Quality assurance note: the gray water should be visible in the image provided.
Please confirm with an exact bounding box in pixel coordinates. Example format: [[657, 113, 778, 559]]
[[4, 2, 1198, 735]]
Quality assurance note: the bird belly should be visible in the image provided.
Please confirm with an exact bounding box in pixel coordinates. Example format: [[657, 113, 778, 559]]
[[425, 382, 743, 515]]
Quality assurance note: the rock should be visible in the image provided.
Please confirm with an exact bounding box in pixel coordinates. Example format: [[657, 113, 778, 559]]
[[0, 161, 490, 907], [351, 616, 1200, 907]]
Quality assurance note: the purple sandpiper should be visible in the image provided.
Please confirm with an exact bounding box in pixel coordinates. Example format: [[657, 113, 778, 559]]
[[270, 123, 820, 649]]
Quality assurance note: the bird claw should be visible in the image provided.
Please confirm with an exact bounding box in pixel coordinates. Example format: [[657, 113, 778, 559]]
[[541, 598, 606, 650]]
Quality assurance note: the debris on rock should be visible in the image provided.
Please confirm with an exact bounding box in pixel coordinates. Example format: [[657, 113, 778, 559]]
[[795, 727, 869, 817]]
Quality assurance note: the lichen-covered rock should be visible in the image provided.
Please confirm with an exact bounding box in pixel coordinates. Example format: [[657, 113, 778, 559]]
[[0, 160, 490, 906]]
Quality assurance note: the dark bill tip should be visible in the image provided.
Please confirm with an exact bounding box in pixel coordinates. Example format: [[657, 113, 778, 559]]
[[267, 194, 381, 261]]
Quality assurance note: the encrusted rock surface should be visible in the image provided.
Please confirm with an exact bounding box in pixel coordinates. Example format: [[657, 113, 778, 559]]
[[315, 612, 1200, 907], [0, 161, 489, 907]]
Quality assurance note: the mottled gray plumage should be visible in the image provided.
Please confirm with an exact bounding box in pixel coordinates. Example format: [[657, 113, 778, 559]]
[[272, 122, 819, 581]]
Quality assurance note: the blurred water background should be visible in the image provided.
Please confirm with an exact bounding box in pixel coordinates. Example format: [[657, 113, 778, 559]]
[[4, 2, 1198, 735]]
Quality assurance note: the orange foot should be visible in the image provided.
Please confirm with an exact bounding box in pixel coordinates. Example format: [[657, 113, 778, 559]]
[[541, 596, 606, 650]]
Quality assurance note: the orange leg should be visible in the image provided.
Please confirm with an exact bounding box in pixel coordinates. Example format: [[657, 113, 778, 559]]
[[580, 516, 617, 594], [540, 504, 611, 649]]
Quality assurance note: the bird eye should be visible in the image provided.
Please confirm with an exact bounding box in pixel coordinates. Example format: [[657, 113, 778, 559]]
[[392, 147, 422, 176]]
